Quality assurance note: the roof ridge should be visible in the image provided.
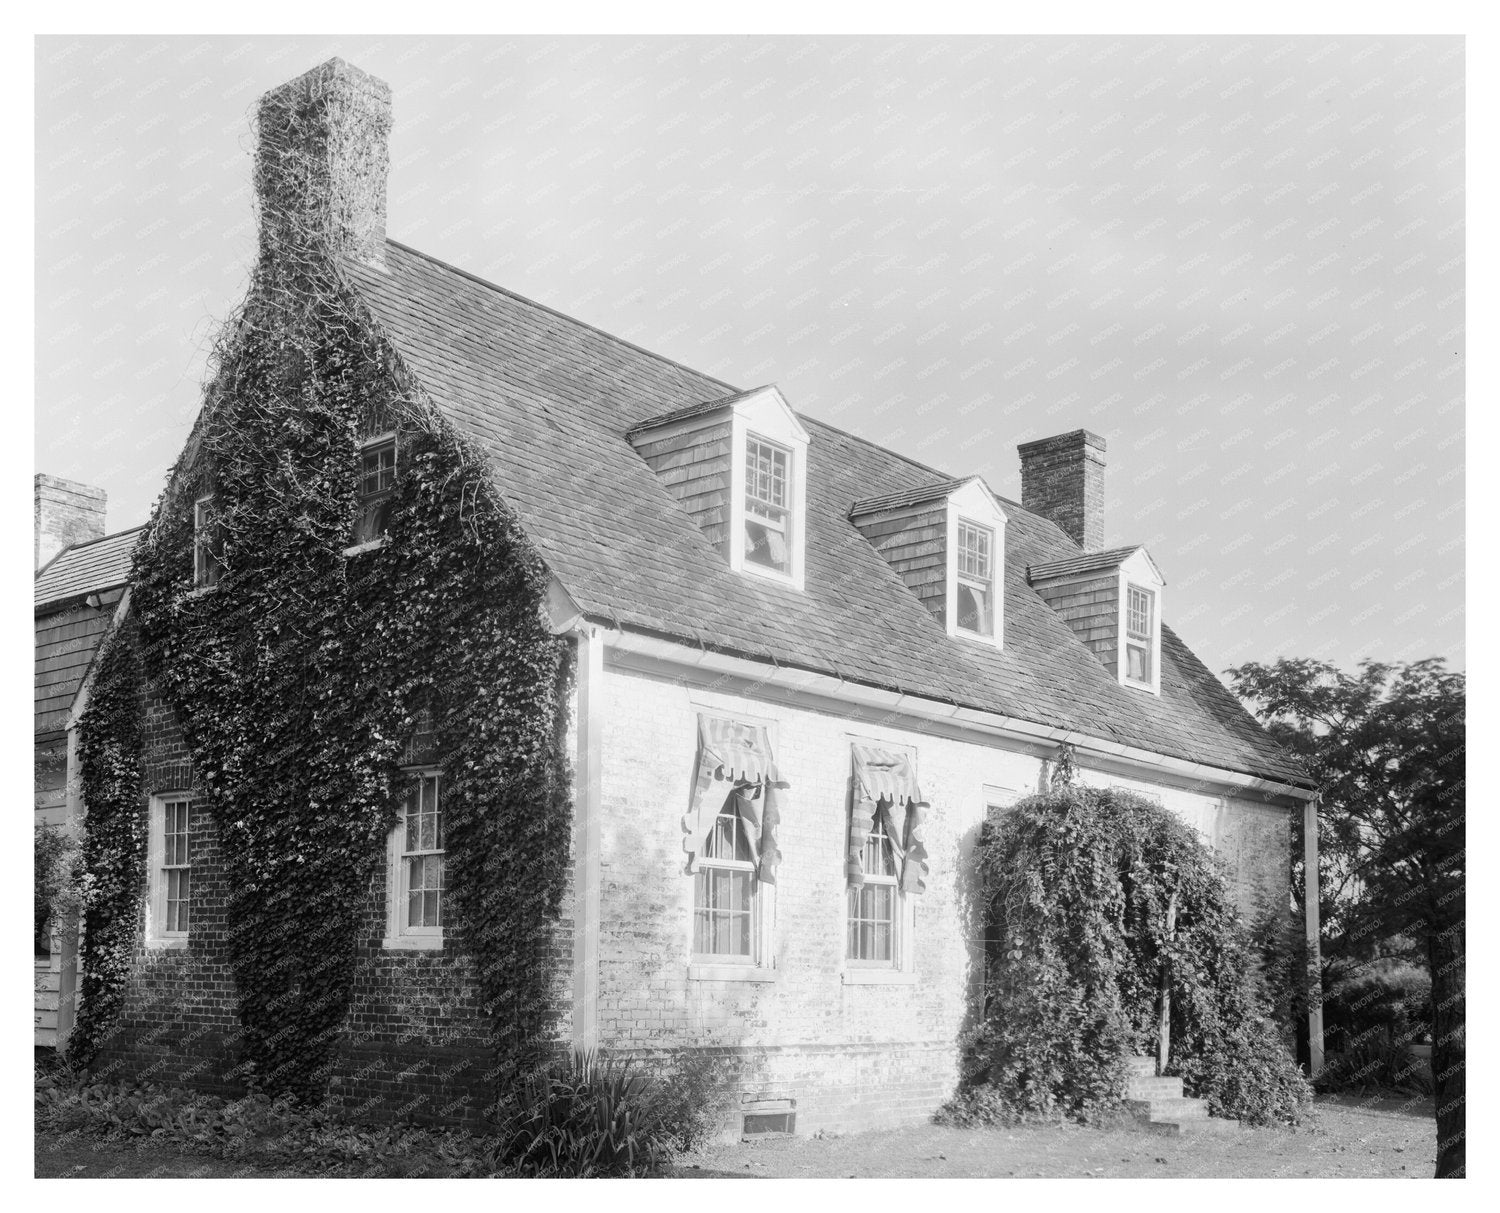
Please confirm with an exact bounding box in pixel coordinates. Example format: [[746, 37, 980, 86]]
[[379, 238, 740, 399]]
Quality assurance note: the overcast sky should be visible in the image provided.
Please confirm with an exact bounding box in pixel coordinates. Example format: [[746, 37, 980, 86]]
[[34, 34, 1464, 680]]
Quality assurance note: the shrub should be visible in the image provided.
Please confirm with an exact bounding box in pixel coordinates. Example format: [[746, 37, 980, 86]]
[[487, 1049, 676, 1177], [642, 1049, 742, 1152], [948, 787, 1311, 1127]]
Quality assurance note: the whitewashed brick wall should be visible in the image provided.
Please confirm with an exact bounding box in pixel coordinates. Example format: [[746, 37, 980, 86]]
[[592, 661, 1292, 1133]]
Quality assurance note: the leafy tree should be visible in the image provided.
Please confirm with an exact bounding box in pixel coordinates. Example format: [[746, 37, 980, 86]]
[[1229, 657, 1464, 1179]]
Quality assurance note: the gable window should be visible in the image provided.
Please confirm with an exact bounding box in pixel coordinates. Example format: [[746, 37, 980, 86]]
[[744, 435, 791, 575], [955, 520, 995, 637], [193, 495, 223, 589], [1125, 584, 1155, 684], [847, 813, 899, 965], [384, 771, 444, 947], [146, 794, 192, 947], [352, 435, 396, 548]]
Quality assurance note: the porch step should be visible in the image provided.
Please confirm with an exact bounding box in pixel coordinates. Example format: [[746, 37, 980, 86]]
[[1122, 1055, 1238, 1136]]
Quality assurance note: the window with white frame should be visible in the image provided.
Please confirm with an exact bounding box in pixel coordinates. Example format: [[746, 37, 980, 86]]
[[692, 800, 758, 960], [193, 495, 223, 588], [147, 794, 192, 945], [847, 813, 899, 965], [352, 435, 396, 547], [385, 772, 444, 945], [955, 519, 996, 637], [1125, 584, 1155, 684], [743, 435, 792, 576]]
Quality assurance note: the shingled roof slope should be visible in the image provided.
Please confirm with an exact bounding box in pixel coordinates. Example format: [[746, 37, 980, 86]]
[[35, 527, 143, 610], [344, 241, 1307, 789]]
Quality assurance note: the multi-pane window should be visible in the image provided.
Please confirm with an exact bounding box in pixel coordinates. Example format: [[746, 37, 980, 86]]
[[744, 435, 791, 574], [401, 774, 443, 932], [193, 495, 223, 588], [955, 520, 995, 637], [693, 803, 757, 959], [162, 799, 191, 934], [847, 814, 898, 964], [353, 437, 397, 546], [1126, 584, 1155, 683]]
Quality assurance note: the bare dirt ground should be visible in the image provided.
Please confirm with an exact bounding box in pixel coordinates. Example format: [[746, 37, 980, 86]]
[[670, 1095, 1435, 1179]]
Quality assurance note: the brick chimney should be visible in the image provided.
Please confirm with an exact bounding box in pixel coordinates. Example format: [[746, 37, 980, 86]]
[[1017, 430, 1106, 551], [255, 58, 392, 269], [35, 474, 106, 570]]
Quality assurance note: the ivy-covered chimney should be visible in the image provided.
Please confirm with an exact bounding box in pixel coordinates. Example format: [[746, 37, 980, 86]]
[[1017, 429, 1106, 552], [255, 57, 392, 269]]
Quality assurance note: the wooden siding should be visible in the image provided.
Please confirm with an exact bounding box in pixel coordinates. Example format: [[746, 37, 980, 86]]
[[851, 501, 949, 626], [632, 419, 734, 554], [1034, 572, 1119, 674]]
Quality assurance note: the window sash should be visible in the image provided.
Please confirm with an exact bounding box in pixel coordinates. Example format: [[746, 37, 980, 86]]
[[193, 497, 222, 587], [1127, 585, 1153, 640], [956, 576, 994, 636], [846, 879, 898, 964], [400, 774, 444, 932], [957, 521, 992, 581], [157, 797, 191, 937], [1126, 641, 1153, 683], [693, 865, 756, 958], [745, 437, 789, 511]]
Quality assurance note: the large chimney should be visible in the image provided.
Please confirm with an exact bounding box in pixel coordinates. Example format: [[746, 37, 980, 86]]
[[35, 474, 106, 570], [255, 58, 392, 268], [1017, 430, 1106, 551]]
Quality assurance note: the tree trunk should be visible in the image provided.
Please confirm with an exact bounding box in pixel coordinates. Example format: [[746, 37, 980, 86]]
[[1427, 917, 1465, 1179]]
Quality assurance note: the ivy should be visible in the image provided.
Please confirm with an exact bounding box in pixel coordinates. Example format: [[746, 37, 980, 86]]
[[74, 251, 573, 1102], [957, 786, 1311, 1126], [71, 627, 148, 1067]]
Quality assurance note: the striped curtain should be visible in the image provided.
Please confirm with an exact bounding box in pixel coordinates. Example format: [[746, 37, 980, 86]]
[[848, 745, 931, 895], [683, 715, 787, 883]]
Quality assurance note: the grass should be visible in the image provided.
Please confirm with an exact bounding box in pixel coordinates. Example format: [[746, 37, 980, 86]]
[[36, 1094, 1434, 1179]]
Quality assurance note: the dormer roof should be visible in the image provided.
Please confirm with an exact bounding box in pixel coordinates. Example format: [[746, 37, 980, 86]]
[[849, 475, 1003, 519], [1030, 545, 1165, 586]]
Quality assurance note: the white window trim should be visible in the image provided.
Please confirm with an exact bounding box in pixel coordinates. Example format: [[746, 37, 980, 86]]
[[144, 793, 191, 950], [943, 480, 1007, 649], [841, 735, 919, 985], [686, 803, 778, 982], [726, 389, 809, 593], [383, 768, 445, 951], [1116, 555, 1164, 695]]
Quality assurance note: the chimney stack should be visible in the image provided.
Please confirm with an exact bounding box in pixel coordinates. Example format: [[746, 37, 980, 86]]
[[1017, 430, 1106, 551], [255, 57, 392, 268], [35, 474, 106, 570]]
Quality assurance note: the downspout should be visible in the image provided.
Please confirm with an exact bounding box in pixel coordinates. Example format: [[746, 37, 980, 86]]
[[1304, 794, 1324, 1077]]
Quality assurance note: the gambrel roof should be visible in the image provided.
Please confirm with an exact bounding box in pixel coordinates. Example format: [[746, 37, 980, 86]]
[[343, 240, 1309, 789]]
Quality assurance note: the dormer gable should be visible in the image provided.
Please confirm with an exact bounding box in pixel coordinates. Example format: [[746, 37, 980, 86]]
[[850, 476, 1008, 650], [628, 385, 810, 591], [1029, 544, 1166, 694]]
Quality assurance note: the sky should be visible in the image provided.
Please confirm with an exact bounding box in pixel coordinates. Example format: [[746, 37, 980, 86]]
[[33, 34, 1465, 681]]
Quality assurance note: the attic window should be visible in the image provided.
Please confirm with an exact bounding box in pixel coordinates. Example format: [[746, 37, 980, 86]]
[[351, 435, 396, 549], [1125, 584, 1155, 684], [744, 435, 792, 575], [955, 520, 995, 637], [193, 495, 223, 589]]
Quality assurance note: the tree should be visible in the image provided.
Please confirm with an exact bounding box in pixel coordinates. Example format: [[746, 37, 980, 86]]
[[1229, 657, 1464, 1178]]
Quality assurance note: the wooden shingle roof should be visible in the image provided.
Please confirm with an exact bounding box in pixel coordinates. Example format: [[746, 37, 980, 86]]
[[34, 527, 143, 611], [343, 240, 1308, 789]]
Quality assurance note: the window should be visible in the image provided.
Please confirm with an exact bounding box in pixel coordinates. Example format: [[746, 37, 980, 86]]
[[955, 520, 995, 637], [693, 801, 758, 960], [847, 813, 899, 965], [352, 436, 396, 547], [385, 772, 444, 946], [1126, 584, 1155, 683], [147, 794, 191, 946], [743, 435, 791, 575], [193, 495, 223, 588]]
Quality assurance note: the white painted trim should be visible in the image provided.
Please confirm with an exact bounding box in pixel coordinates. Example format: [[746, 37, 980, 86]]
[[570, 628, 604, 1053], [145, 793, 192, 947], [944, 482, 1007, 649], [382, 769, 445, 951], [342, 537, 389, 558], [596, 628, 1314, 803], [687, 963, 777, 983], [1305, 795, 1325, 1076], [1117, 559, 1164, 697]]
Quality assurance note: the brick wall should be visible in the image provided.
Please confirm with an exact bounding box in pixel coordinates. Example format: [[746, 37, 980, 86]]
[[593, 661, 1293, 1137], [1017, 430, 1106, 552]]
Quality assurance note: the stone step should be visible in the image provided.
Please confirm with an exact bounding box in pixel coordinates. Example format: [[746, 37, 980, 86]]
[[1125, 1075, 1184, 1100], [1125, 1096, 1210, 1121], [1142, 1116, 1241, 1137], [1124, 1054, 1157, 1076]]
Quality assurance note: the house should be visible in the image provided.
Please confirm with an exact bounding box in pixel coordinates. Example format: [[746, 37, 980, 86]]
[[57, 58, 1318, 1135], [33, 474, 143, 1046]]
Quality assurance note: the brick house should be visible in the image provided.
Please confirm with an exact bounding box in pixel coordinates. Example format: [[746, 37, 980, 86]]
[[52, 58, 1318, 1135]]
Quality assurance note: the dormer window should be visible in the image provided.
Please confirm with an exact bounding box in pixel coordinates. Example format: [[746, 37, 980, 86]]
[[955, 520, 995, 638], [1125, 584, 1155, 684], [744, 435, 791, 575], [351, 434, 396, 549]]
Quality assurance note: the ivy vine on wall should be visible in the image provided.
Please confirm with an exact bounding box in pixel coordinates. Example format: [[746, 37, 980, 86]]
[[73, 255, 574, 1102]]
